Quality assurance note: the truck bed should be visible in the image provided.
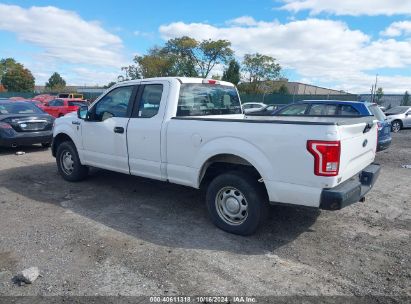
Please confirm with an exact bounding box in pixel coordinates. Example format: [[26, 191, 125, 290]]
[[173, 114, 375, 126]]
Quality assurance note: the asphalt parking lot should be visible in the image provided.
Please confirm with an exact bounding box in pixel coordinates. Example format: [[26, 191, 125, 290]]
[[0, 131, 410, 297]]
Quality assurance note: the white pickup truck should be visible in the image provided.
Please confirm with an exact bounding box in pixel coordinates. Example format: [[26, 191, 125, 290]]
[[52, 77, 380, 235]]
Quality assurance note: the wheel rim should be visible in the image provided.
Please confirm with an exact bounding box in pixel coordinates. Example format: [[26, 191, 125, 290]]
[[60, 150, 74, 175], [392, 122, 400, 132], [215, 187, 248, 225]]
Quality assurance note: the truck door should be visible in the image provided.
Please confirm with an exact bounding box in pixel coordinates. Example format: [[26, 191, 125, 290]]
[[127, 80, 169, 180], [80, 85, 137, 174]]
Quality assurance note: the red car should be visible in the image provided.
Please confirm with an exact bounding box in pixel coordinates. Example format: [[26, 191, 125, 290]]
[[32, 94, 56, 104], [42, 99, 86, 118]]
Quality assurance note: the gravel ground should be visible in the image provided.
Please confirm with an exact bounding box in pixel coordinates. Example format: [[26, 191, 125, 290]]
[[0, 130, 410, 297]]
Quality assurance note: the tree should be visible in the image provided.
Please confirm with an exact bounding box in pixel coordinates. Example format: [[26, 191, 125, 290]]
[[123, 36, 234, 79], [375, 87, 384, 104], [165, 36, 234, 78], [222, 59, 240, 85], [277, 84, 289, 94], [0, 58, 18, 81], [104, 81, 117, 89], [1, 62, 35, 92], [401, 91, 410, 106], [45, 72, 66, 91], [242, 53, 281, 93]]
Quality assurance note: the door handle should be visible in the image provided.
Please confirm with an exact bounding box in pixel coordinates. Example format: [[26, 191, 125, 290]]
[[72, 121, 81, 125], [114, 126, 124, 134]]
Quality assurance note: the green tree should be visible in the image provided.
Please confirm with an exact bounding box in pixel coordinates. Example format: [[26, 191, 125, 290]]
[[104, 81, 117, 89], [222, 59, 240, 85], [375, 87, 384, 104], [45, 72, 66, 91], [165, 36, 234, 77], [277, 84, 289, 94], [164, 36, 198, 77], [0, 58, 18, 81], [123, 36, 234, 79], [242, 53, 281, 93], [1, 62, 35, 92], [401, 91, 410, 106]]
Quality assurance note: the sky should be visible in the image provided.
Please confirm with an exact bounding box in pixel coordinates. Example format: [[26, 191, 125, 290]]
[[0, 0, 410, 93]]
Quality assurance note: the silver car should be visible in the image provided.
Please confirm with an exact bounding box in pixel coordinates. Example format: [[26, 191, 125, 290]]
[[385, 106, 411, 132]]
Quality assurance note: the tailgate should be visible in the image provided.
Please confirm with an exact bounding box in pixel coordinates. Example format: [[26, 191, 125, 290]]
[[338, 118, 378, 183]]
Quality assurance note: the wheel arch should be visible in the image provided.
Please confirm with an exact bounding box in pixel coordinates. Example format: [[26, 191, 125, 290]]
[[198, 153, 270, 201], [52, 133, 75, 157]]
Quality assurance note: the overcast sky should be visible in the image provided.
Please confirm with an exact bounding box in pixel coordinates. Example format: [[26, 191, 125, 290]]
[[0, 0, 410, 93]]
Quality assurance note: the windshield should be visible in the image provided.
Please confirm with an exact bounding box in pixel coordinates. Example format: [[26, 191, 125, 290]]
[[386, 107, 409, 114], [58, 93, 70, 98], [368, 104, 386, 120], [68, 101, 85, 106], [177, 83, 241, 116], [0, 102, 45, 115]]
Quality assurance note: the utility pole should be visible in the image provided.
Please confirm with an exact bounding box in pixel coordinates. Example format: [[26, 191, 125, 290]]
[[371, 74, 378, 103]]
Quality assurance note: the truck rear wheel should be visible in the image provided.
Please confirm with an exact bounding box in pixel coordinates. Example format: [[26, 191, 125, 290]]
[[56, 141, 88, 182], [206, 171, 268, 236]]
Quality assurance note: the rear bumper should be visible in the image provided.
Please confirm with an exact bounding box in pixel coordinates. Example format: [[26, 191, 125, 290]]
[[319, 163, 381, 210], [377, 137, 392, 152], [0, 131, 52, 147]]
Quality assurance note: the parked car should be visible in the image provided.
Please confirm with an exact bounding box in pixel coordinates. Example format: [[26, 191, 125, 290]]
[[243, 104, 280, 115], [268, 100, 391, 152], [42, 99, 87, 118], [0, 100, 54, 148], [57, 93, 84, 100], [32, 94, 56, 104], [8, 96, 26, 101], [242, 102, 267, 113], [52, 78, 380, 235], [384, 106, 411, 133]]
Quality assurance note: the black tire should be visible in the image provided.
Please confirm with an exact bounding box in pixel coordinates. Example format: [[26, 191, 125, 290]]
[[41, 142, 51, 148], [206, 171, 268, 236], [56, 141, 88, 182], [391, 120, 402, 133]]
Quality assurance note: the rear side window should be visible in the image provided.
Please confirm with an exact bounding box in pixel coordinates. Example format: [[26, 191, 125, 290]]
[[308, 104, 338, 115], [339, 105, 360, 116], [177, 84, 241, 116], [277, 104, 308, 115], [137, 84, 163, 118]]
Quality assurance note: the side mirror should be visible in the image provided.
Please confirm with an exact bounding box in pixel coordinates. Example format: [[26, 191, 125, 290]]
[[406, 112, 409, 116], [77, 105, 88, 120]]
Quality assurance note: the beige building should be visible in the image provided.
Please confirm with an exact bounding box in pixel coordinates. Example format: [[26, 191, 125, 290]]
[[268, 79, 351, 95]]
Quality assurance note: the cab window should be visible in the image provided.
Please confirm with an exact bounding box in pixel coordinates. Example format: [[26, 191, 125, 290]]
[[137, 84, 163, 118]]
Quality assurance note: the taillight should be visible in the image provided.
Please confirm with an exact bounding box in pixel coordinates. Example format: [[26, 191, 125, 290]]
[[0, 122, 12, 129], [377, 122, 383, 131], [307, 140, 341, 176]]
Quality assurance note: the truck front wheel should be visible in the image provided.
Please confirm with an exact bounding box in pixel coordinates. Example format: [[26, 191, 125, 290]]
[[56, 141, 88, 182], [206, 171, 268, 236]]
